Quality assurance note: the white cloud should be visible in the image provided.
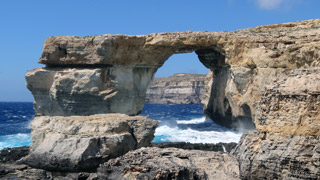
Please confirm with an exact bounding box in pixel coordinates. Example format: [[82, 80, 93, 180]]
[[256, 0, 285, 10]]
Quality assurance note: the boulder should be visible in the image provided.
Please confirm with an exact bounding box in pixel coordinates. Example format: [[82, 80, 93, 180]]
[[22, 114, 158, 171], [98, 147, 240, 180], [0, 146, 29, 163]]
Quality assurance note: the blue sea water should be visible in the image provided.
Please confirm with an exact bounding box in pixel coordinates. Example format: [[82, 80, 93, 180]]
[[141, 104, 242, 143], [0, 102, 33, 149], [0, 102, 242, 150]]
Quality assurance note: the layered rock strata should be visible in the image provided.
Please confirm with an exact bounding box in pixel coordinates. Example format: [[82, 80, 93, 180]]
[[98, 147, 240, 180], [24, 19, 320, 178], [232, 68, 320, 179], [26, 67, 156, 116], [145, 73, 206, 104], [233, 131, 320, 179], [22, 114, 157, 172], [26, 19, 320, 128]]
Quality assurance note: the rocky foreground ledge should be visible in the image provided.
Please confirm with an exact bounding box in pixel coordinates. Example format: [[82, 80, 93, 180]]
[[0, 144, 239, 179]]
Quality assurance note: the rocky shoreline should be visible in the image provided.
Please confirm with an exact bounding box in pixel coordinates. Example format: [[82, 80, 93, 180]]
[[0, 142, 239, 179], [5, 19, 319, 179], [151, 142, 237, 153]]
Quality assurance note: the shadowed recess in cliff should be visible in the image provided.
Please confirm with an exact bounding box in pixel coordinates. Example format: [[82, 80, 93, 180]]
[[195, 48, 231, 125]]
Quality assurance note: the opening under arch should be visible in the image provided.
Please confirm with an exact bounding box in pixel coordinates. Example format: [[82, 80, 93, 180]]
[[142, 51, 243, 145], [154, 52, 209, 78]]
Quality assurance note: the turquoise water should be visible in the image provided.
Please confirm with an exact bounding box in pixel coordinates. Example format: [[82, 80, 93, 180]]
[[0, 102, 33, 149], [141, 104, 241, 143], [0, 103, 241, 149]]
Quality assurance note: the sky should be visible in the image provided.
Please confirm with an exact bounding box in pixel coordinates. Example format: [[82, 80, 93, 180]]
[[0, 0, 319, 102]]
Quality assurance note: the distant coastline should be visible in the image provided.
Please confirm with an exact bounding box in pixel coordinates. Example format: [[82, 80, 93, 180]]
[[145, 73, 206, 104]]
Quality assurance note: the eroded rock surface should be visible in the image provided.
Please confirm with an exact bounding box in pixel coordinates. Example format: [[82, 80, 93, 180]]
[[232, 68, 320, 179], [26, 19, 320, 120], [151, 142, 237, 152], [0, 146, 29, 163], [26, 67, 156, 116], [146, 73, 206, 104], [255, 68, 320, 136], [232, 131, 320, 179], [98, 147, 240, 180], [23, 19, 320, 178], [22, 114, 158, 171]]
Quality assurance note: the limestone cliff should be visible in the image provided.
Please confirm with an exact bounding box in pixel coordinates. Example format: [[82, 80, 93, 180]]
[[145, 73, 206, 104], [26, 19, 320, 127], [232, 68, 320, 179], [24, 19, 320, 178]]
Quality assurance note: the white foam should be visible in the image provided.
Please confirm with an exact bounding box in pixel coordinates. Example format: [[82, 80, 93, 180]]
[[177, 117, 211, 124], [0, 133, 31, 150], [222, 145, 226, 152], [154, 125, 242, 144]]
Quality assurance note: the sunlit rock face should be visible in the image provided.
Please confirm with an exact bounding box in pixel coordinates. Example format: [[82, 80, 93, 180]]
[[25, 19, 320, 177], [27, 19, 320, 124], [255, 68, 320, 136], [26, 67, 156, 116], [232, 68, 320, 179], [22, 114, 158, 171]]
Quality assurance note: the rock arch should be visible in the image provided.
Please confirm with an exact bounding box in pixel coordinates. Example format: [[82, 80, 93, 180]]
[[26, 20, 320, 128], [24, 20, 320, 177], [27, 40, 236, 127]]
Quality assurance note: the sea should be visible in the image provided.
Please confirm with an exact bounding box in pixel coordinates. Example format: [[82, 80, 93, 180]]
[[0, 102, 242, 150]]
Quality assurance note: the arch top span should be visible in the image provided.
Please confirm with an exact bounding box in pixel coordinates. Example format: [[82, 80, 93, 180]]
[[39, 32, 228, 69], [40, 19, 320, 70]]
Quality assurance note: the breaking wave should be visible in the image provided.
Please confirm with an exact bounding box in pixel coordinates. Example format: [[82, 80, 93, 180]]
[[0, 133, 31, 149], [153, 117, 242, 143]]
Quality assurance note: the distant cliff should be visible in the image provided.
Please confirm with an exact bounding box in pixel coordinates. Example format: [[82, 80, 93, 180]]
[[145, 73, 206, 104]]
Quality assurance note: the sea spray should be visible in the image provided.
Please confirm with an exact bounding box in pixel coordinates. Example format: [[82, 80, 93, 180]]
[[0, 133, 31, 149], [153, 119, 242, 143], [142, 104, 243, 144], [0, 103, 245, 149]]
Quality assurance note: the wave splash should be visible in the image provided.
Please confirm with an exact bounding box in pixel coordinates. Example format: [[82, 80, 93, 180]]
[[0, 133, 31, 150], [153, 116, 242, 144]]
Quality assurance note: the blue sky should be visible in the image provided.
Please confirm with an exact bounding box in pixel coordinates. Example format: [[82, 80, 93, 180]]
[[0, 0, 319, 102]]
